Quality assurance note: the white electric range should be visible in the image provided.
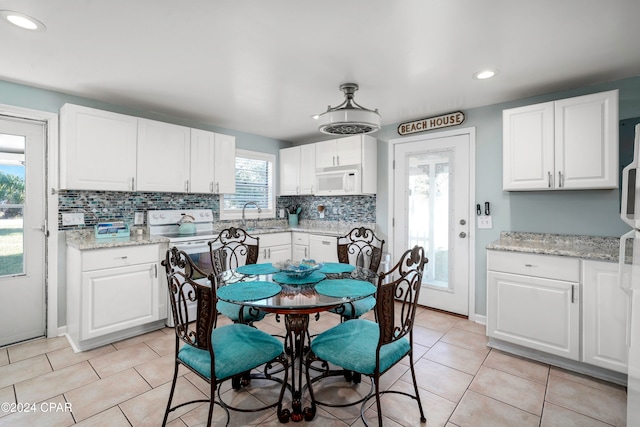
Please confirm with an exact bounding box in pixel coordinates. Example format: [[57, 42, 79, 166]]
[[148, 209, 218, 326]]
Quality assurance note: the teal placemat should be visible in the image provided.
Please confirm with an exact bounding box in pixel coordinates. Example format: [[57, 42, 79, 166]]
[[319, 262, 355, 274], [272, 271, 326, 285], [217, 281, 281, 302], [315, 279, 376, 298], [236, 263, 279, 275]]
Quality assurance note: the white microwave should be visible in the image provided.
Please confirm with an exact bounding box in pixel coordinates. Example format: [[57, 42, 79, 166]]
[[315, 169, 361, 195]]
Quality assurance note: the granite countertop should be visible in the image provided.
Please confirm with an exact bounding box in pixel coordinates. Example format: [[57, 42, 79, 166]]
[[486, 231, 624, 262], [66, 220, 374, 250], [66, 229, 170, 250]]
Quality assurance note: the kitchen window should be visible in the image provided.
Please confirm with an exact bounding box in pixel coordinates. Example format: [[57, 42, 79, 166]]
[[220, 149, 275, 220]]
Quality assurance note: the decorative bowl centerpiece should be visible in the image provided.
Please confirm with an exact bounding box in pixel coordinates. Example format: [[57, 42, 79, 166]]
[[273, 259, 323, 279]]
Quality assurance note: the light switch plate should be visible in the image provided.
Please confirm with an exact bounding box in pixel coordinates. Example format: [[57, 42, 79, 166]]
[[62, 212, 85, 226], [134, 212, 144, 225], [478, 215, 492, 229]]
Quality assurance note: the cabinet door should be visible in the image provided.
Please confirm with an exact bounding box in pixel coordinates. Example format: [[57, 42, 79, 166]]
[[137, 119, 191, 192], [336, 135, 362, 166], [279, 146, 301, 195], [502, 102, 555, 191], [257, 244, 292, 263], [60, 104, 137, 191], [582, 260, 628, 373], [189, 129, 216, 193], [315, 140, 337, 168], [299, 144, 316, 194], [309, 234, 338, 263], [214, 133, 236, 194], [292, 244, 309, 261], [268, 245, 292, 263], [81, 262, 159, 340], [555, 90, 618, 189], [487, 271, 579, 360]]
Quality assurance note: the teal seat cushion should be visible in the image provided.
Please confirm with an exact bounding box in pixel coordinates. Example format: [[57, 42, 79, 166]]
[[178, 323, 283, 380], [310, 319, 410, 375], [217, 301, 266, 323], [329, 296, 376, 318]]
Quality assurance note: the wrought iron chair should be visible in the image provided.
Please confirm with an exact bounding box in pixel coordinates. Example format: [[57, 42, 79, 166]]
[[331, 226, 385, 321], [305, 246, 428, 427], [162, 247, 288, 427], [208, 227, 266, 325]]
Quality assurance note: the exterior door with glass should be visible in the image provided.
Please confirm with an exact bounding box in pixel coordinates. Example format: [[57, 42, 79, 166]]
[[393, 131, 471, 315], [0, 116, 46, 346]]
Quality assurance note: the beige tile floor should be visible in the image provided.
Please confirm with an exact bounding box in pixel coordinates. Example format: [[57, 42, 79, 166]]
[[0, 306, 628, 426]]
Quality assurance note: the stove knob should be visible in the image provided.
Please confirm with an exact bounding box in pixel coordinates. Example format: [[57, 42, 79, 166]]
[[151, 213, 159, 219]]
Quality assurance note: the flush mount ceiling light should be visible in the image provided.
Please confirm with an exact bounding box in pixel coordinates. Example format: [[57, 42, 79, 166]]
[[473, 69, 497, 80], [317, 83, 381, 135], [0, 10, 46, 31]]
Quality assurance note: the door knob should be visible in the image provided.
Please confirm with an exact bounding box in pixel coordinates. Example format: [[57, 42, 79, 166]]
[[459, 232, 467, 238], [459, 219, 466, 225]]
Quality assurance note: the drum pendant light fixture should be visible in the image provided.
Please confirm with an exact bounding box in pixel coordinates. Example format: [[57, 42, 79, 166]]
[[317, 83, 381, 135]]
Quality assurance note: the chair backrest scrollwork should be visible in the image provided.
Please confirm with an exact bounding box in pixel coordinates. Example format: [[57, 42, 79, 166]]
[[337, 226, 385, 272], [375, 246, 427, 346], [163, 247, 217, 351], [208, 227, 260, 272]]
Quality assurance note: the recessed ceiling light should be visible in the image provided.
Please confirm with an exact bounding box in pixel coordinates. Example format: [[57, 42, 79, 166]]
[[0, 10, 46, 31], [473, 69, 497, 80]]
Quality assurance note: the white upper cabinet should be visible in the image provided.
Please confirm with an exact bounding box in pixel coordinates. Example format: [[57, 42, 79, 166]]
[[60, 104, 138, 191], [315, 135, 362, 168], [279, 144, 316, 196], [59, 104, 236, 193], [190, 129, 236, 194], [136, 118, 191, 193], [503, 89, 618, 191], [213, 132, 237, 194]]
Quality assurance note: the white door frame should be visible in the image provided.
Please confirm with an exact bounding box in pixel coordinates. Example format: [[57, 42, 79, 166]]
[[388, 126, 476, 321], [0, 103, 59, 338]]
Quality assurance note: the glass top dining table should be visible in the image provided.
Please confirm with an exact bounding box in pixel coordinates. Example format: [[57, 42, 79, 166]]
[[215, 262, 378, 423]]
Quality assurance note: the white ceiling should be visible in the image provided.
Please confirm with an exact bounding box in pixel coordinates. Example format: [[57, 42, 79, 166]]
[[2, 0, 640, 143]]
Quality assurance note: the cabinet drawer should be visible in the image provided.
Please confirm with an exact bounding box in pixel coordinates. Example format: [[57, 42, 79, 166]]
[[83, 245, 159, 271], [292, 232, 309, 245], [258, 232, 291, 247], [487, 250, 579, 282]]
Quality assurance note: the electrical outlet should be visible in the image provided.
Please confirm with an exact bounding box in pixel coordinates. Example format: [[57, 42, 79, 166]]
[[478, 215, 493, 229], [134, 212, 144, 225], [62, 212, 85, 226]]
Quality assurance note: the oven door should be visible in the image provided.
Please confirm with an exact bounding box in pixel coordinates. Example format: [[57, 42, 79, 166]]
[[166, 239, 215, 326]]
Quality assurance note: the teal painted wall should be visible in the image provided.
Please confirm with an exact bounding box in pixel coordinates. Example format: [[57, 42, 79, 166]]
[[374, 75, 640, 317]]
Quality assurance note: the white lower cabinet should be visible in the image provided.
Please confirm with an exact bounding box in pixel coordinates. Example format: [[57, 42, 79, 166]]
[[257, 232, 292, 263], [309, 234, 338, 263], [488, 251, 630, 375], [487, 251, 580, 360], [292, 232, 310, 261], [582, 260, 629, 373], [67, 243, 167, 352]]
